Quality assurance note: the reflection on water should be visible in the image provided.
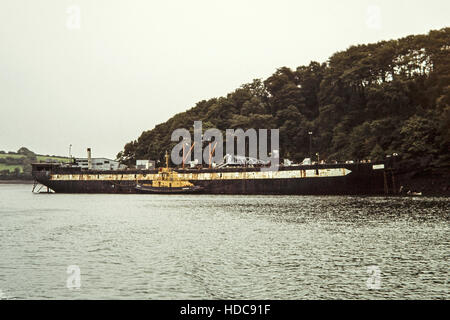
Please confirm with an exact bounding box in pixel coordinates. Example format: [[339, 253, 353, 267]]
[[0, 184, 448, 299]]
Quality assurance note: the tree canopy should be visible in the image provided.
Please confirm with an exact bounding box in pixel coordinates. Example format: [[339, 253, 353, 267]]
[[118, 28, 450, 169]]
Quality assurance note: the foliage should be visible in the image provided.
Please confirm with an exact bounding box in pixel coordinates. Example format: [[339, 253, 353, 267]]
[[118, 28, 450, 168], [0, 149, 69, 180]]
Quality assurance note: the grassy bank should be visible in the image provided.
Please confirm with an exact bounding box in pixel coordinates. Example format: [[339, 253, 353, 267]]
[[0, 148, 70, 180], [0, 164, 23, 172]]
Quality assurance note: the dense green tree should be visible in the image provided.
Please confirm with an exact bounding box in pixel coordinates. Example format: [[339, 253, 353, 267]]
[[118, 28, 450, 170], [17, 147, 35, 156]]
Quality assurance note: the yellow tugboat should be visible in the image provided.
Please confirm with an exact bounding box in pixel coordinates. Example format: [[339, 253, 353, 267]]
[[135, 151, 204, 194]]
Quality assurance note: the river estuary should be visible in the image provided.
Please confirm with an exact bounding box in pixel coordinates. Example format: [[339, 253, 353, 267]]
[[0, 184, 448, 299]]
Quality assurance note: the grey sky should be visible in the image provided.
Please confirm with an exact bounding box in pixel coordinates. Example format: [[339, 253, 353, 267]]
[[0, 0, 448, 159]]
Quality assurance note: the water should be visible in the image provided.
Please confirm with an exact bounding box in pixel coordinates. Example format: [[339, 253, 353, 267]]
[[0, 184, 448, 300]]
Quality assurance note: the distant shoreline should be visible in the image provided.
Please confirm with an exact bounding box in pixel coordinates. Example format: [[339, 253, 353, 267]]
[[0, 180, 33, 184]]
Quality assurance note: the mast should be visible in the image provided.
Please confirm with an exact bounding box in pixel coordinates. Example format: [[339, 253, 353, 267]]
[[165, 150, 169, 169], [182, 144, 185, 169]]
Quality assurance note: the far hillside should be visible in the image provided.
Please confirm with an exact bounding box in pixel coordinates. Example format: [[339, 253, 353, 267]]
[[0, 147, 70, 180]]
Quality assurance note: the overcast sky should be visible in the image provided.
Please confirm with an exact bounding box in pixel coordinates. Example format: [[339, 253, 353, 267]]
[[0, 0, 448, 159]]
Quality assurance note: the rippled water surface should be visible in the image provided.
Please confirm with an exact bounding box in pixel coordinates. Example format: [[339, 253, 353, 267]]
[[0, 184, 448, 299]]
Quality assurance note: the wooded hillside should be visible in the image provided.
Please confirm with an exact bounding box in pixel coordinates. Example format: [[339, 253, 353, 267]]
[[118, 28, 450, 170]]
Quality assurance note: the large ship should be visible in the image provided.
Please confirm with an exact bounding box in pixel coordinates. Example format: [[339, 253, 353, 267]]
[[31, 150, 396, 195]]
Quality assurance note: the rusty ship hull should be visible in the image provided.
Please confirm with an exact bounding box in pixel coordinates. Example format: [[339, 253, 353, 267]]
[[32, 163, 393, 195]]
